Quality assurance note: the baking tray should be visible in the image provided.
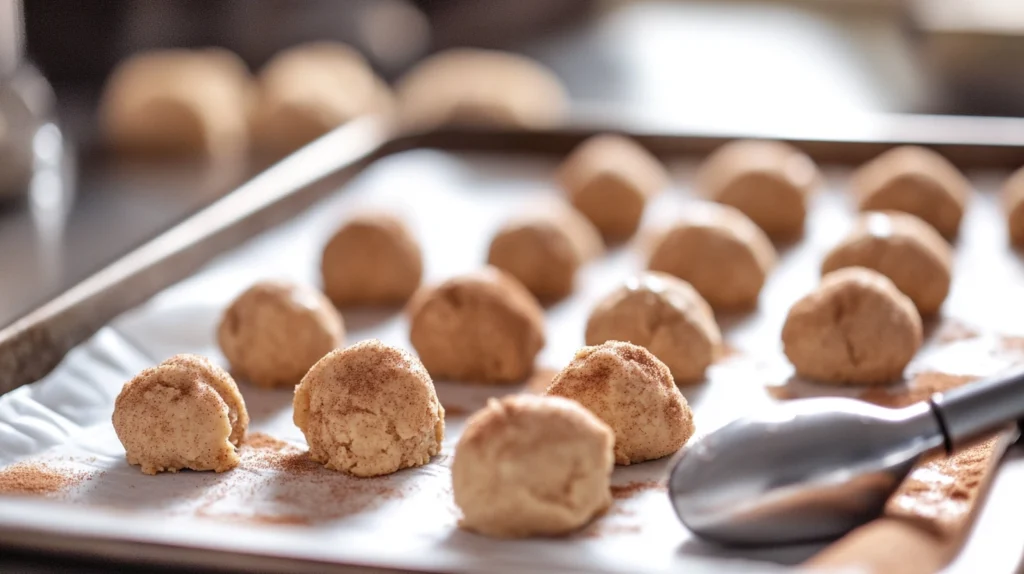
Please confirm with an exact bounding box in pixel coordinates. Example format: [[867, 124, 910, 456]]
[[3, 110, 1024, 573]]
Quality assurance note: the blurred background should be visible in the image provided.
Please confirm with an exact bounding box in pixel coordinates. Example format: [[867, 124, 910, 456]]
[[2, 0, 1024, 327]]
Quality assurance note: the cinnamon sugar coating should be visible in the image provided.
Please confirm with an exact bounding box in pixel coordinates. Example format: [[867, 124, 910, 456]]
[[546, 341, 695, 465], [113, 354, 249, 474], [293, 340, 444, 477]]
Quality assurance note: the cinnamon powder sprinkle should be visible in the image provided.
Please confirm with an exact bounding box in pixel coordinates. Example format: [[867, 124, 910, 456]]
[[0, 462, 89, 497], [611, 480, 666, 499]]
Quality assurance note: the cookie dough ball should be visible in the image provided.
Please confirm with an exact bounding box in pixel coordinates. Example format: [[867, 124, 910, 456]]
[[697, 139, 821, 240], [408, 267, 545, 383], [217, 280, 344, 388], [648, 203, 776, 310], [546, 341, 695, 465], [293, 340, 444, 477], [852, 146, 970, 238], [586, 272, 721, 383], [1003, 166, 1024, 246], [486, 203, 602, 301], [558, 135, 669, 241], [783, 267, 923, 385], [396, 48, 567, 131], [100, 49, 252, 159], [321, 213, 423, 306], [452, 395, 614, 538], [822, 212, 953, 315], [252, 42, 393, 157], [113, 355, 249, 474]]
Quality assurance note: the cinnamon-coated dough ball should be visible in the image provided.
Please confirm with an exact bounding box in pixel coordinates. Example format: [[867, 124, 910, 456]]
[[452, 394, 614, 538], [822, 212, 953, 315], [558, 134, 668, 240], [586, 272, 721, 383], [648, 203, 776, 310], [852, 146, 970, 238], [293, 340, 444, 477], [396, 48, 567, 131], [783, 267, 923, 385], [546, 341, 695, 465], [487, 203, 602, 301], [1003, 166, 1024, 245], [100, 49, 252, 159], [217, 280, 344, 388], [408, 267, 545, 383], [321, 213, 423, 306], [113, 354, 249, 475], [697, 139, 821, 239], [252, 42, 393, 156]]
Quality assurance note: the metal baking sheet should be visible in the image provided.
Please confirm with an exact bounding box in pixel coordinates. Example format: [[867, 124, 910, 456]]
[[2, 125, 1024, 573]]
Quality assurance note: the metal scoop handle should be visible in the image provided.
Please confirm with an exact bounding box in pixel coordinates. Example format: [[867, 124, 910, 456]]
[[931, 369, 1024, 451]]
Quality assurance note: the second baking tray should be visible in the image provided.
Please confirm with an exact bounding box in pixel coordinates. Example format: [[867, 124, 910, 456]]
[[2, 113, 1024, 573]]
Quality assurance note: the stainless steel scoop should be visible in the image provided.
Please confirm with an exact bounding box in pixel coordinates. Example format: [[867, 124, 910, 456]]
[[668, 369, 1024, 546]]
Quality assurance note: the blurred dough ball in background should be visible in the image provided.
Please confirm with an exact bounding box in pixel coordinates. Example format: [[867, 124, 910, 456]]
[[557, 134, 669, 241], [251, 42, 394, 157], [648, 203, 776, 311], [100, 48, 254, 159], [852, 145, 970, 239], [395, 48, 568, 131], [696, 139, 821, 240], [486, 201, 602, 302], [1003, 165, 1024, 246]]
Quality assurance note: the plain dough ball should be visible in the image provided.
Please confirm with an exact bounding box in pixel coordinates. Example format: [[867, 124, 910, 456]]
[[783, 267, 923, 385], [546, 341, 695, 465], [217, 280, 345, 388], [697, 139, 821, 239], [852, 146, 969, 238], [586, 272, 721, 383], [487, 202, 602, 301], [293, 339, 444, 477], [822, 211, 953, 315], [396, 48, 567, 131], [558, 134, 668, 241], [1003, 166, 1024, 245], [452, 394, 614, 538], [321, 213, 423, 306], [252, 42, 393, 156], [408, 267, 545, 383], [113, 354, 249, 475], [100, 49, 252, 158], [648, 203, 776, 310]]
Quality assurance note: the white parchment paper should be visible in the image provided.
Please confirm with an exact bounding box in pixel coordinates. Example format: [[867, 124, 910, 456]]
[[2, 150, 1024, 573]]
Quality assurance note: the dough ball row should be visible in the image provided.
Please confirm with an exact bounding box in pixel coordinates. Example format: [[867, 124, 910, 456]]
[[109, 135, 1018, 539], [100, 46, 568, 159]]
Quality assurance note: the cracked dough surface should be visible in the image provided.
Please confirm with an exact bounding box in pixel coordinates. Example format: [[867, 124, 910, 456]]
[[852, 145, 969, 238], [452, 394, 614, 538], [546, 341, 695, 465], [783, 267, 923, 385], [586, 272, 721, 383], [822, 211, 952, 315], [112, 354, 249, 475], [293, 339, 444, 477], [218, 280, 345, 388], [408, 266, 545, 383]]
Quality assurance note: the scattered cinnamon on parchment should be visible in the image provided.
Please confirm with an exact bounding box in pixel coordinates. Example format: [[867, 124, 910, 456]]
[[0, 462, 90, 497], [610, 480, 666, 499], [193, 432, 403, 526]]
